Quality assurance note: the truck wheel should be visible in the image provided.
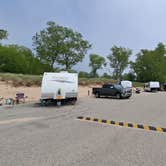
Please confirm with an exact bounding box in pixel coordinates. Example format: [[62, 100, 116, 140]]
[[116, 93, 121, 99], [95, 93, 100, 98], [40, 99, 47, 106]]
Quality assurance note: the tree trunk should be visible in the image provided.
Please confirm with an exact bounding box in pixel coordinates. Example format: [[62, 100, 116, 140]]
[[51, 61, 54, 70], [65, 55, 71, 70]]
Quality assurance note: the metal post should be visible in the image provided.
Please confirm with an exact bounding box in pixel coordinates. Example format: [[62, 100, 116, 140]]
[[88, 90, 90, 96]]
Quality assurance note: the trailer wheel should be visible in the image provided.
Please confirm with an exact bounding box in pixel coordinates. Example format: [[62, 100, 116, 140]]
[[57, 101, 61, 106], [71, 100, 76, 105]]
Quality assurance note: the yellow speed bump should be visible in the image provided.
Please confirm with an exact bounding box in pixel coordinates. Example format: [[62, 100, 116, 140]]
[[77, 116, 166, 133]]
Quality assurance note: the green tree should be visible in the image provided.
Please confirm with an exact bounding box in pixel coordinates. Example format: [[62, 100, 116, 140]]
[[57, 28, 91, 70], [8, 45, 40, 74], [131, 50, 155, 82], [33, 21, 91, 70], [0, 45, 27, 73], [131, 43, 166, 82], [33, 21, 63, 69], [107, 46, 132, 80], [0, 29, 8, 40], [0, 45, 51, 74], [101, 72, 111, 79], [78, 71, 90, 78], [89, 54, 106, 77], [123, 72, 136, 81]]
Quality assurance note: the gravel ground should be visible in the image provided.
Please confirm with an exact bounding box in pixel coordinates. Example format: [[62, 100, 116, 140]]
[[0, 92, 166, 166]]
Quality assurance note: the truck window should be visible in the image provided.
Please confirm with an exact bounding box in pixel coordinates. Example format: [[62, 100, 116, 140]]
[[103, 85, 107, 88], [103, 85, 109, 88], [114, 84, 123, 89], [103, 85, 113, 88]]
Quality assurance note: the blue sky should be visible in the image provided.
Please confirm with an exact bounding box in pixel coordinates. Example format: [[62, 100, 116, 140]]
[[1, 0, 166, 73]]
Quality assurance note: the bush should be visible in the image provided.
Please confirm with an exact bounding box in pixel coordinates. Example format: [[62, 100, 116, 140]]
[[0, 45, 52, 75], [78, 71, 90, 78]]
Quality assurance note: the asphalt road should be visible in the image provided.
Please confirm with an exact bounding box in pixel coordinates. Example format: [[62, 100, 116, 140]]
[[0, 92, 166, 166]]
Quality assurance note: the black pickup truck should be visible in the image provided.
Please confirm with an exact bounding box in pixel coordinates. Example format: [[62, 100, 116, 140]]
[[92, 84, 132, 99]]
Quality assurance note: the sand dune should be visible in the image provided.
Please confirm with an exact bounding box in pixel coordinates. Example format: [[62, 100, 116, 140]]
[[0, 81, 93, 102]]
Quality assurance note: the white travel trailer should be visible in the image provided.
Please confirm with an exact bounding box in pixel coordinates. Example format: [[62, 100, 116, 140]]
[[41, 72, 78, 105], [120, 80, 132, 89], [144, 81, 160, 92]]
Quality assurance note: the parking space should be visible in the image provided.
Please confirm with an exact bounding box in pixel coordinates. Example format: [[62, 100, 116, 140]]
[[0, 92, 166, 165]]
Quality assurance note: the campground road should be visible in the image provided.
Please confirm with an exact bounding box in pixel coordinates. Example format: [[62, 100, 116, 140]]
[[0, 92, 166, 166]]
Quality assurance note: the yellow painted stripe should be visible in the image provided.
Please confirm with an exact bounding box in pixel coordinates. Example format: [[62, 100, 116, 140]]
[[90, 117, 94, 122], [82, 117, 86, 121], [132, 123, 138, 128], [115, 121, 119, 126], [156, 127, 163, 132], [106, 120, 111, 125], [98, 119, 102, 123], [124, 122, 128, 127], [143, 125, 149, 130]]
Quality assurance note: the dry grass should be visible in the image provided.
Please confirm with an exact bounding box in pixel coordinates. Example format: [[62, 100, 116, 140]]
[[0, 73, 144, 87], [0, 73, 42, 87], [78, 78, 118, 86]]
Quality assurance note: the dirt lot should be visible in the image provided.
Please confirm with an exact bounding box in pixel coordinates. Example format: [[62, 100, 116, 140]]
[[0, 81, 92, 102]]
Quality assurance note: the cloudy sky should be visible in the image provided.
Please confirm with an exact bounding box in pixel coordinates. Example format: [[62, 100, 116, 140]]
[[0, 0, 166, 72]]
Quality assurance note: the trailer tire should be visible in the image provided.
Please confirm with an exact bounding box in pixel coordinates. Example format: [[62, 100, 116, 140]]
[[57, 101, 62, 106], [71, 100, 76, 105]]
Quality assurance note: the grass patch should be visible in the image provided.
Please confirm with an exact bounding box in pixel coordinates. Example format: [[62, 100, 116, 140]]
[[0, 73, 145, 87], [78, 78, 117, 86], [0, 73, 42, 87], [132, 82, 145, 87]]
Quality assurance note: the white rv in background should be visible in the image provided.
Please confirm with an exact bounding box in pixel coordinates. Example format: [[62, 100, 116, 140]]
[[144, 81, 160, 92], [41, 72, 78, 105], [120, 80, 132, 89]]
